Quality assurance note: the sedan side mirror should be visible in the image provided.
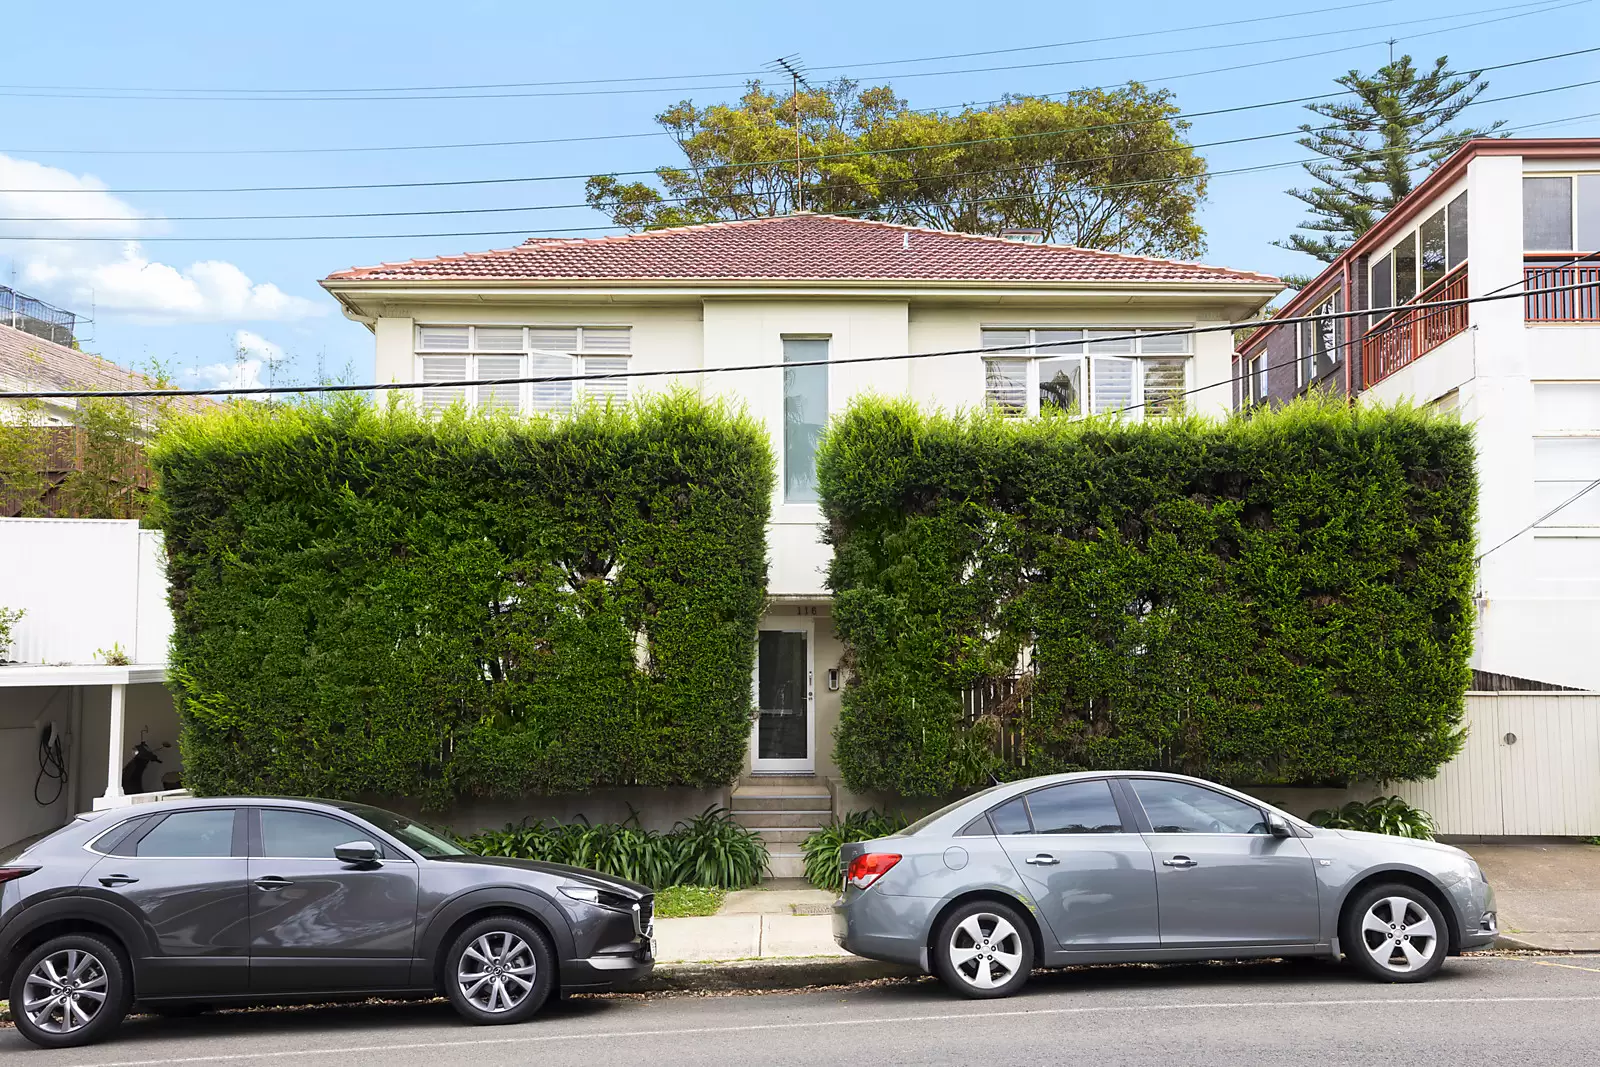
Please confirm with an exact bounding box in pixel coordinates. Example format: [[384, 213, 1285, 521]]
[[1267, 814, 1292, 838], [334, 840, 381, 865]]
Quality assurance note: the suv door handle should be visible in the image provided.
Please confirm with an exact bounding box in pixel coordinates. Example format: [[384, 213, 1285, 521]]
[[98, 874, 139, 887], [1024, 854, 1059, 866], [253, 876, 294, 891], [1162, 857, 1198, 869]]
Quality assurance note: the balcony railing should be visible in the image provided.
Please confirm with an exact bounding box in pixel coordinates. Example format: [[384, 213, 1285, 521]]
[[1362, 263, 1470, 388], [1525, 255, 1600, 322]]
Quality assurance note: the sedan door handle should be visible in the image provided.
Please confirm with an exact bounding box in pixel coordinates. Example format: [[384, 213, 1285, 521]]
[[1024, 854, 1060, 866], [98, 874, 139, 887], [1162, 857, 1198, 869], [253, 876, 295, 891]]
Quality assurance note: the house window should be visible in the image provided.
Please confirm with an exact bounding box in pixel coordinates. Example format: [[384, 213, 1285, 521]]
[[1394, 232, 1418, 304], [1297, 292, 1341, 389], [782, 337, 829, 503], [1447, 192, 1469, 268], [1249, 353, 1268, 405], [1420, 209, 1448, 291], [980, 327, 1191, 419], [414, 325, 631, 414], [1525, 174, 1600, 251], [1533, 383, 1600, 528], [1372, 193, 1470, 310]]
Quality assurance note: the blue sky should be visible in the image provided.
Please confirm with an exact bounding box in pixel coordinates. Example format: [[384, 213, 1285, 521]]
[[2, 0, 1597, 389]]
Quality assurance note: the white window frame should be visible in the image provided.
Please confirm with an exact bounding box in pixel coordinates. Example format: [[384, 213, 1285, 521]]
[[414, 325, 632, 414], [1523, 171, 1600, 253], [1371, 190, 1470, 306], [1248, 352, 1268, 406], [1296, 291, 1341, 390], [980, 326, 1192, 419], [1532, 381, 1600, 532]]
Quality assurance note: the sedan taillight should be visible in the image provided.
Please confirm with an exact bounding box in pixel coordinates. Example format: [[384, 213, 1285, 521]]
[[0, 867, 39, 885], [846, 853, 901, 890]]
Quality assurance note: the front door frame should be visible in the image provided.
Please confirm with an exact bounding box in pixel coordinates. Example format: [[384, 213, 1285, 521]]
[[750, 618, 815, 773]]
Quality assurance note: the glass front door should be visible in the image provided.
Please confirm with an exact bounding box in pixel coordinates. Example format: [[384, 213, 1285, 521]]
[[754, 628, 812, 771]]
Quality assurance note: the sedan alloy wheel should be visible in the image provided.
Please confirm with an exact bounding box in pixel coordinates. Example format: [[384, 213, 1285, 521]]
[[1359, 895, 1439, 974]]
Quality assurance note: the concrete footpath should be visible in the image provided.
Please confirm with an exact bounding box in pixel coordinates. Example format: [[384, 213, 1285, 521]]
[[1464, 840, 1600, 952]]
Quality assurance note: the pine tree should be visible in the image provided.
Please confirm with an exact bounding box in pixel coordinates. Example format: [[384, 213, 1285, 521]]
[[1276, 54, 1504, 276]]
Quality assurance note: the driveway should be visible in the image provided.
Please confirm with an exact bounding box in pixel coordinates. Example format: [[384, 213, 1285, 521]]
[[1466, 840, 1600, 950], [5, 955, 1598, 1066]]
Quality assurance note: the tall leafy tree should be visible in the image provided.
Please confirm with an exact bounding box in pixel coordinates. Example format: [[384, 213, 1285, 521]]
[[587, 80, 1209, 258], [1278, 54, 1505, 272]]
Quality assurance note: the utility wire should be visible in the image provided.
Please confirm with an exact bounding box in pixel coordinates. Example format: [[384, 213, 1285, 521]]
[[12, 108, 1598, 243], [6, 275, 1597, 402], [0, 0, 1574, 103], [13, 36, 1589, 161], [0, 1, 1404, 96], [7, 39, 1594, 197], [10, 82, 1597, 228]]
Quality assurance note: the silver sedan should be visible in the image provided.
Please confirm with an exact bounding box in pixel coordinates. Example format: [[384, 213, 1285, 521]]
[[833, 771, 1497, 997]]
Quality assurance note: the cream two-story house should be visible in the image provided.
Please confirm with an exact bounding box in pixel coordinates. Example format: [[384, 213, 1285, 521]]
[[322, 213, 1279, 861]]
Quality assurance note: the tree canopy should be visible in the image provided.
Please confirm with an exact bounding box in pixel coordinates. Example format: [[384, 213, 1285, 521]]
[[586, 80, 1209, 259], [1277, 54, 1504, 275]]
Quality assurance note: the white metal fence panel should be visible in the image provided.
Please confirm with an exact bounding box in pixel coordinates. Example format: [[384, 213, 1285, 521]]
[[1394, 696, 1506, 836], [0, 518, 171, 666], [1396, 692, 1600, 836]]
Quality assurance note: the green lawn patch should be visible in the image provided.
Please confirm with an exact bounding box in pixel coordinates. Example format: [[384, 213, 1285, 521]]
[[655, 885, 726, 917]]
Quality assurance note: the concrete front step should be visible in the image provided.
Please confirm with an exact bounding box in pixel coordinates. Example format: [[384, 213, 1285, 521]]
[[765, 851, 806, 880], [730, 793, 832, 812], [732, 809, 832, 829], [742, 827, 821, 844]]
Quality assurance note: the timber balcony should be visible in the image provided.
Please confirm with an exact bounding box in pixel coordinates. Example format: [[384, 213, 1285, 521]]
[[1362, 263, 1470, 388], [1525, 254, 1600, 322]]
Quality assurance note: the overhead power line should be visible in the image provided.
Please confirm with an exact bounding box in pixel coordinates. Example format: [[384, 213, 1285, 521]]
[[5, 43, 1596, 200], [9, 106, 1597, 244], [6, 275, 1597, 402], [9, 77, 1598, 228], [0, 0, 1577, 103], [0, 1, 1403, 96]]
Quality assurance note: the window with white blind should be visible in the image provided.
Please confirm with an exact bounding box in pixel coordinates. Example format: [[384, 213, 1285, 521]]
[[415, 325, 632, 414], [1533, 383, 1600, 528], [1524, 174, 1600, 251], [980, 327, 1190, 419]]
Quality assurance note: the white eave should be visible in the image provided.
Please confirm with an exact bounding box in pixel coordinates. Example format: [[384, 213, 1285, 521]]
[[0, 663, 168, 687]]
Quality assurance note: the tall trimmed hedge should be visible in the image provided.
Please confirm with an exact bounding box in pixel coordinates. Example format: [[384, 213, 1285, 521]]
[[819, 396, 1476, 797], [151, 393, 773, 807]]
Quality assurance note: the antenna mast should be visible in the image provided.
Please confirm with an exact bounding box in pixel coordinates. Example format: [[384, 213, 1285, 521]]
[[767, 55, 812, 213]]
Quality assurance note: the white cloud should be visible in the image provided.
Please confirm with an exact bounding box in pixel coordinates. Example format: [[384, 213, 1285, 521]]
[[191, 330, 288, 390], [0, 154, 325, 324]]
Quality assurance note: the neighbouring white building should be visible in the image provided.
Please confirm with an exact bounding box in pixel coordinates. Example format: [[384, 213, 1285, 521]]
[[1236, 138, 1600, 693], [322, 213, 1281, 869]]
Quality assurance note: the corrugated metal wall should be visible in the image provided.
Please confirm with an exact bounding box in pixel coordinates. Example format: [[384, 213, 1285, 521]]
[[1399, 692, 1600, 836]]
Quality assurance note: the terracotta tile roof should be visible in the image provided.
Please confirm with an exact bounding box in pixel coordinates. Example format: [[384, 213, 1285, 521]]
[[326, 214, 1280, 286], [0, 324, 211, 414]]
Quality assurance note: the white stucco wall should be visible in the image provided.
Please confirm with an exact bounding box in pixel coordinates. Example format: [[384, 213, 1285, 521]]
[[1355, 151, 1600, 690]]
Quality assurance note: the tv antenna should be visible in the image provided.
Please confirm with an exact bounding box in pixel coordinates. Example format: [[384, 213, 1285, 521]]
[[766, 54, 812, 212]]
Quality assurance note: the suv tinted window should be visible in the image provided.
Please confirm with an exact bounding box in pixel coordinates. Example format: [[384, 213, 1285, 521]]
[[1025, 780, 1124, 834], [988, 797, 1032, 835], [1130, 779, 1268, 835], [135, 809, 236, 857], [260, 809, 379, 859]]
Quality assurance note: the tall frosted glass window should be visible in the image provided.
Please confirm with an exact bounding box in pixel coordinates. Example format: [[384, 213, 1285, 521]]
[[1578, 174, 1600, 251], [1394, 232, 1418, 303], [1420, 209, 1447, 291], [1447, 192, 1469, 267], [1524, 177, 1573, 250], [783, 338, 829, 503]]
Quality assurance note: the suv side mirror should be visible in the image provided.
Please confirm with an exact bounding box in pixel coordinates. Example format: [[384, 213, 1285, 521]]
[[1267, 814, 1292, 838], [334, 840, 381, 865]]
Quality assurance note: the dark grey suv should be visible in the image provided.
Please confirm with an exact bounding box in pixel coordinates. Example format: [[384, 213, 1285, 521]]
[[0, 797, 654, 1049]]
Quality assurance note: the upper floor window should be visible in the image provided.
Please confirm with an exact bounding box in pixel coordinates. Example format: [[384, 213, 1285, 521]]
[[415, 325, 631, 414], [1533, 382, 1600, 529], [1372, 192, 1468, 312], [1248, 352, 1268, 406], [980, 327, 1190, 420], [1524, 175, 1600, 251], [1297, 291, 1341, 388], [782, 337, 829, 504]]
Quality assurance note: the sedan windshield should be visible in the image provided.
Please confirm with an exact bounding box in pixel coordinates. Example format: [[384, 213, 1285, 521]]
[[334, 802, 468, 858]]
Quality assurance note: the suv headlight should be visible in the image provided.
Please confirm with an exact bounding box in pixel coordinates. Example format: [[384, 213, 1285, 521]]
[[559, 883, 630, 909]]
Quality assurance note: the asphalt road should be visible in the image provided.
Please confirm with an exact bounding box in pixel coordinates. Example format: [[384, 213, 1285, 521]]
[[6, 955, 1599, 1067]]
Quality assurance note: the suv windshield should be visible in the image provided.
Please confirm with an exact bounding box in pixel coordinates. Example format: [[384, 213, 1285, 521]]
[[334, 803, 468, 858]]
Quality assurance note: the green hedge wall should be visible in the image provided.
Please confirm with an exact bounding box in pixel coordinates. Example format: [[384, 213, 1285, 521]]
[[819, 396, 1477, 797], [151, 393, 774, 807]]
